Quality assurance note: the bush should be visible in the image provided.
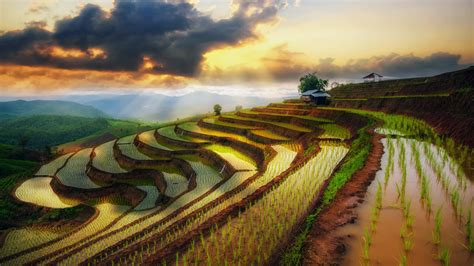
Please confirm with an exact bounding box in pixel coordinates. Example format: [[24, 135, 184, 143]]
[[213, 104, 222, 115]]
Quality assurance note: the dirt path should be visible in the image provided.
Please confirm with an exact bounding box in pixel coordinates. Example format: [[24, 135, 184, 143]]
[[302, 131, 384, 265]]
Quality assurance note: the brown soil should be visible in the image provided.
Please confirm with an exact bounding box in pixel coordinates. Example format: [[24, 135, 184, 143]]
[[302, 131, 384, 265]]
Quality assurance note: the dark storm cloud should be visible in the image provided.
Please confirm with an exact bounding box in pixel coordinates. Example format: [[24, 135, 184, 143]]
[[0, 0, 285, 76]]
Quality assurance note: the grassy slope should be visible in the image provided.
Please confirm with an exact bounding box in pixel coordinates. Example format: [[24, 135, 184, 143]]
[[0, 115, 110, 149], [0, 144, 39, 179]]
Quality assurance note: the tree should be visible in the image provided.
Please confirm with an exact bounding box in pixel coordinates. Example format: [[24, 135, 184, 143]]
[[298, 72, 328, 94], [213, 104, 222, 115], [235, 105, 243, 111]]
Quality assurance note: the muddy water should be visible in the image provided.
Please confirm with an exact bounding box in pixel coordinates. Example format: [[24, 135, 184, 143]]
[[337, 137, 474, 266]]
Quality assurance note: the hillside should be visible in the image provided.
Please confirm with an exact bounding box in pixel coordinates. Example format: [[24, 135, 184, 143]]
[[0, 115, 110, 149], [329, 66, 474, 147], [0, 100, 107, 118], [0, 144, 39, 178], [330, 66, 474, 98]]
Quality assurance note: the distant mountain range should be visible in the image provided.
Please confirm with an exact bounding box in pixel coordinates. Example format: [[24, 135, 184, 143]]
[[81, 92, 277, 121], [0, 92, 280, 122], [0, 100, 108, 119]]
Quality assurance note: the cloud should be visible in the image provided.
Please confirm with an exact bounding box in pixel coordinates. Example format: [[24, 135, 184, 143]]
[[240, 45, 469, 80], [28, 4, 49, 14], [314, 52, 468, 79], [24, 20, 48, 29], [0, 0, 286, 76], [0, 64, 188, 95]]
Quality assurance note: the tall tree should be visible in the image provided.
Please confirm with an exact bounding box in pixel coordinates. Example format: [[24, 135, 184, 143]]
[[213, 104, 222, 115], [298, 72, 328, 94]]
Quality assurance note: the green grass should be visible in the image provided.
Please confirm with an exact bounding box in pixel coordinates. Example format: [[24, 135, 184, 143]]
[[0, 159, 38, 178]]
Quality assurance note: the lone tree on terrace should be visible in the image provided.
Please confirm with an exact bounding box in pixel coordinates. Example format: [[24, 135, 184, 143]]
[[213, 104, 222, 115], [298, 72, 328, 94]]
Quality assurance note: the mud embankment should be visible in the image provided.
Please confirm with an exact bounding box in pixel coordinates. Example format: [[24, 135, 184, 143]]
[[302, 130, 384, 264]]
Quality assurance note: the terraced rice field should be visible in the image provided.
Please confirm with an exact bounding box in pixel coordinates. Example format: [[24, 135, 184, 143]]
[[92, 141, 127, 173], [117, 135, 154, 160], [34, 153, 73, 176], [157, 126, 208, 144], [56, 148, 102, 189], [206, 144, 256, 170], [3, 101, 470, 265], [14, 177, 79, 208]]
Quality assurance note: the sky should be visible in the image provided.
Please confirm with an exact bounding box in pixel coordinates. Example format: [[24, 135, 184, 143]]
[[0, 0, 472, 97]]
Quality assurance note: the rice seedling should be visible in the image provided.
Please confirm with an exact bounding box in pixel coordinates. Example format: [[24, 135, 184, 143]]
[[466, 208, 474, 252], [169, 145, 348, 265], [5, 201, 130, 265], [403, 235, 414, 252], [398, 253, 407, 266], [206, 144, 256, 170], [362, 227, 371, 262], [375, 180, 383, 211], [437, 246, 450, 266], [318, 123, 351, 140], [432, 207, 442, 245], [403, 200, 411, 218], [411, 143, 432, 212], [58, 146, 297, 265]]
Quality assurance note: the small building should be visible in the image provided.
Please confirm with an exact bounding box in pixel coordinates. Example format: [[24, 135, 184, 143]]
[[363, 73, 383, 82], [300, 89, 331, 105]]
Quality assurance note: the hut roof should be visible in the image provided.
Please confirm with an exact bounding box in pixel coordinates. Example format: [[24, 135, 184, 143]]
[[363, 73, 383, 79], [301, 89, 331, 97]]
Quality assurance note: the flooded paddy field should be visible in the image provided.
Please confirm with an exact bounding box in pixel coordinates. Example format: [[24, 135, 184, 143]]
[[338, 134, 473, 265]]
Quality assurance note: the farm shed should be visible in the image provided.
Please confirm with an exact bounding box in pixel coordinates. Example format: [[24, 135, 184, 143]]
[[300, 89, 331, 105], [363, 72, 383, 82]]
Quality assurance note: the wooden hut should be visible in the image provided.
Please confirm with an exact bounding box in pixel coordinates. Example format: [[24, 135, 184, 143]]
[[300, 89, 331, 105], [363, 73, 383, 82]]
